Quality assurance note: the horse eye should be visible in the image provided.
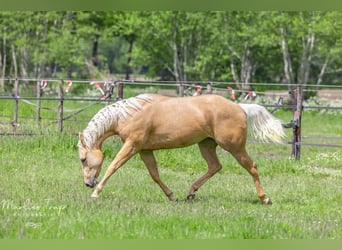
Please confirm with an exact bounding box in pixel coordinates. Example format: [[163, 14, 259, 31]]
[[81, 158, 87, 164]]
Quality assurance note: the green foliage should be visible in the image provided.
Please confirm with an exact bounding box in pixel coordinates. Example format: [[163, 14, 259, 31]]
[[1, 11, 342, 89]]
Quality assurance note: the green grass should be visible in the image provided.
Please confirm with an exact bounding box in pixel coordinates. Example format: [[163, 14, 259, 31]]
[[0, 124, 341, 239], [1, 96, 342, 239]]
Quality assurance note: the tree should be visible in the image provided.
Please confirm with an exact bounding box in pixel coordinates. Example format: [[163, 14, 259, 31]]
[[105, 11, 146, 80], [74, 11, 109, 78], [1, 10, 342, 90], [132, 11, 211, 82], [274, 11, 342, 88]]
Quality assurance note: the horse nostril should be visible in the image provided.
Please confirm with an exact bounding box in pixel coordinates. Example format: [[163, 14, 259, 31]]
[[85, 182, 94, 188]]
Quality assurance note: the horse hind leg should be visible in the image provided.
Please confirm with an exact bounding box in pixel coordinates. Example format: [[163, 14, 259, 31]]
[[187, 138, 222, 200], [139, 150, 178, 202], [230, 148, 272, 205]]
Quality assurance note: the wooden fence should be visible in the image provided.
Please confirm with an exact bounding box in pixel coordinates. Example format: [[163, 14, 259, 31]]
[[1, 78, 342, 160]]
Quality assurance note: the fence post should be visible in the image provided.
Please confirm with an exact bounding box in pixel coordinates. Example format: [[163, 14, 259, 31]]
[[36, 80, 41, 128], [178, 83, 184, 97], [118, 81, 124, 99], [13, 78, 19, 134], [291, 84, 303, 160], [57, 80, 64, 132]]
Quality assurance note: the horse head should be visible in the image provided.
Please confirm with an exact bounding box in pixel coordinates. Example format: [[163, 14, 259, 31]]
[[78, 133, 104, 188]]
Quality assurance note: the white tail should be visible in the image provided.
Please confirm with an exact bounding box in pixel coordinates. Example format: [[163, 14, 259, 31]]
[[239, 104, 285, 143]]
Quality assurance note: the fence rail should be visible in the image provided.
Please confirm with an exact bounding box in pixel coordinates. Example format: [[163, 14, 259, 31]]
[[1, 78, 342, 160]]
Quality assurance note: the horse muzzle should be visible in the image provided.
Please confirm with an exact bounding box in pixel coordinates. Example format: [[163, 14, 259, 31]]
[[84, 178, 98, 188]]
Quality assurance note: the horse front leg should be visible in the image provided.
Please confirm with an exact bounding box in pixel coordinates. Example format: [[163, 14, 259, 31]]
[[91, 141, 137, 198], [139, 150, 178, 202]]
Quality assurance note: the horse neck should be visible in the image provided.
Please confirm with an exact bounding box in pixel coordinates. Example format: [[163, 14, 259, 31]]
[[82, 94, 153, 150], [82, 126, 117, 151], [82, 106, 120, 150]]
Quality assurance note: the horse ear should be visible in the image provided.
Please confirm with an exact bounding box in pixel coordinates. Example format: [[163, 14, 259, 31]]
[[79, 133, 86, 147]]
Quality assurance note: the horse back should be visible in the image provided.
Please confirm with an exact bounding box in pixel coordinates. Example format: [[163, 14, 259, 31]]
[[122, 94, 247, 149], [148, 94, 245, 124]]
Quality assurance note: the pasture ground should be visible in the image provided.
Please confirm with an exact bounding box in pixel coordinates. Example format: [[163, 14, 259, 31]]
[[0, 108, 342, 239]]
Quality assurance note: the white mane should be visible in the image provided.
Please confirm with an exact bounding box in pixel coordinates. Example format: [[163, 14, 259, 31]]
[[79, 94, 153, 150]]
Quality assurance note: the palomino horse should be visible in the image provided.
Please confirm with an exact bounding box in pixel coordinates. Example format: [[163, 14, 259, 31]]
[[78, 94, 285, 204]]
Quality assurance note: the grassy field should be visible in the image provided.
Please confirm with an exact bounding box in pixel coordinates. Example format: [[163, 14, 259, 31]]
[[0, 103, 342, 239]]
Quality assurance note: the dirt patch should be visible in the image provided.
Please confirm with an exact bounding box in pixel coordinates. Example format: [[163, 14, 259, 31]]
[[264, 89, 342, 100], [317, 89, 342, 100], [156, 89, 178, 97]]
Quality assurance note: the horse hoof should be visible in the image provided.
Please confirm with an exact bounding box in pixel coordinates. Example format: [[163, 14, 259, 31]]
[[169, 197, 178, 203], [263, 198, 272, 205], [90, 193, 98, 198], [187, 194, 196, 201], [168, 194, 178, 202]]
